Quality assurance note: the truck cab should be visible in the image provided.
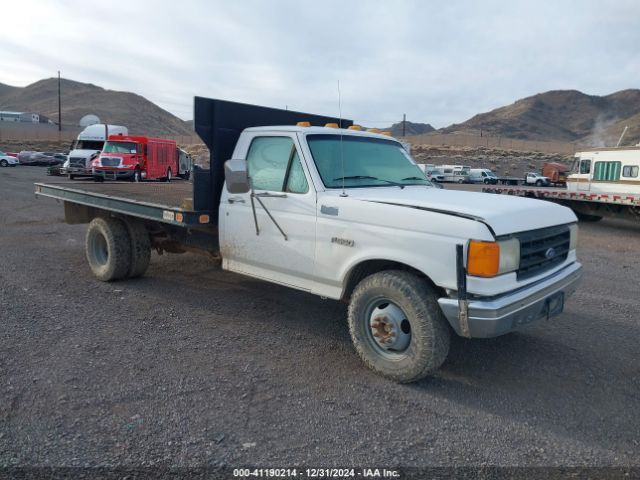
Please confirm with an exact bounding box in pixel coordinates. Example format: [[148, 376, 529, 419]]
[[64, 124, 128, 179], [525, 172, 550, 186]]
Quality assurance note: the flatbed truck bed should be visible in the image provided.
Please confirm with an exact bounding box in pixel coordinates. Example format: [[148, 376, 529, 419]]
[[35, 180, 213, 229]]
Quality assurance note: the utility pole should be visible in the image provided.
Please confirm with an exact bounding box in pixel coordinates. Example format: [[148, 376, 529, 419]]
[[402, 113, 406, 137], [57, 71, 62, 132]]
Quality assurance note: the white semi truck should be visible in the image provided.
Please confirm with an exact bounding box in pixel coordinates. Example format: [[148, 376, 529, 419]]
[[64, 124, 128, 179], [36, 98, 582, 383]]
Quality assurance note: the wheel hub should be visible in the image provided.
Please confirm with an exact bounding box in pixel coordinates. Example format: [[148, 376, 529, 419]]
[[369, 302, 411, 352]]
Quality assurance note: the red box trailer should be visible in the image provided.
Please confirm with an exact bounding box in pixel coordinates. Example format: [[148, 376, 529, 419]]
[[93, 135, 178, 182]]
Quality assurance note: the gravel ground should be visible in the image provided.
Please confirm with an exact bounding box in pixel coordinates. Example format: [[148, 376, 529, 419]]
[[1, 167, 639, 472]]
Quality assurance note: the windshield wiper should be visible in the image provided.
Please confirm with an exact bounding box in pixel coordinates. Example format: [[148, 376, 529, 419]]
[[333, 175, 405, 188], [401, 176, 428, 181]]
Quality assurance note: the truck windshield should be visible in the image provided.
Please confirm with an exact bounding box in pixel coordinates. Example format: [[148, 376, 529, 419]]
[[75, 140, 104, 150], [306, 134, 429, 188], [103, 141, 138, 154]]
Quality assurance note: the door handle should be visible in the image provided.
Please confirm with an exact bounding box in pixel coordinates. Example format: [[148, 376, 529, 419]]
[[228, 196, 246, 204], [255, 192, 287, 198]]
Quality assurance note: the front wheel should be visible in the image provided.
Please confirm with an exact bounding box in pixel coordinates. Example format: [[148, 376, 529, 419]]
[[348, 271, 450, 383], [133, 169, 142, 183], [68, 173, 75, 180], [458, 178, 464, 184], [535, 180, 543, 186]]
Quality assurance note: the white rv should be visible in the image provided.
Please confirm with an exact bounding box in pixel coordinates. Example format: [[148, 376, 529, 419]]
[[568, 147, 640, 195], [435, 164, 471, 183], [64, 124, 128, 179]]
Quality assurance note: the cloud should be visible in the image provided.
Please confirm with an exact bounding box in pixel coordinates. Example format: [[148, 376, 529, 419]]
[[1, 0, 638, 127]]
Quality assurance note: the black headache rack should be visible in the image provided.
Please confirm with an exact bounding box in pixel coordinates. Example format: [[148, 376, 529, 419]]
[[193, 97, 353, 223]]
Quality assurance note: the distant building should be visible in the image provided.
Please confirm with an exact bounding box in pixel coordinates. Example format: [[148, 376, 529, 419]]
[[0, 111, 51, 124]]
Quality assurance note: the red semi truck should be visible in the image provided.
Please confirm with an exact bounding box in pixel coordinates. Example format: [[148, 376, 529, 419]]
[[92, 135, 182, 182]]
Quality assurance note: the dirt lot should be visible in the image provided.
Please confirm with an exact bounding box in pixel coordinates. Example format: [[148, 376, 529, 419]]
[[1, 167, 639, 472]]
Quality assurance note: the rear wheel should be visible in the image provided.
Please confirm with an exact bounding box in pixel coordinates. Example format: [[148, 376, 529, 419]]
[[166, 168, 172, 182], [0, 160, 7, 167], [536, 179, 543, 186], [458, 178, 464, 184], [85, 217, 131, 281], [348, 271, 450, 383], [123, 219, 151, 278], [68, 173, 75, 180]]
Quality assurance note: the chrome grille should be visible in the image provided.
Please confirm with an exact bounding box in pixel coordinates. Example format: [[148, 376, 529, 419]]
[[69, 157, 85, 167], [515, 225, 570, 280], [101, 157, 121, 167]]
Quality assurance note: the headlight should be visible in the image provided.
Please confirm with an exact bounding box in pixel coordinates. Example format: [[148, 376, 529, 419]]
[[569, 224, 578, 250], [467, 238, 520, 277]]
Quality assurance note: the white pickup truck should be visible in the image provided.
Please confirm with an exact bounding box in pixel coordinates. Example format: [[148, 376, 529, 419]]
[[36, 97, 582, 383]]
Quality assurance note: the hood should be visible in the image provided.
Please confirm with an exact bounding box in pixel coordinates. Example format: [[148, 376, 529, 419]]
[[339, 187, 576, 236], [69, 149, 100, 158]]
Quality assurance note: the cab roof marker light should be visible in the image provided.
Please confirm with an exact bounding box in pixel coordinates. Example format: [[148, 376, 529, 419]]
[[296, 121, 311, 127], [381, 131, 392, 137], [348, 125, 363, 131], [325, 123, 339, 128], [367, 128, 381, 133]]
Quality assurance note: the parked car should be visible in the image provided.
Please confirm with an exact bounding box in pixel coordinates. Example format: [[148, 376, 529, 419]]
[[0, 150, 19, 167], [21, 152, 67, 166], [17, 150, 36, 163]]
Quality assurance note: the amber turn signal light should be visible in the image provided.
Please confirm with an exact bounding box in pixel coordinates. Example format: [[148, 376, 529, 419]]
[[467, 240, 500, 277]]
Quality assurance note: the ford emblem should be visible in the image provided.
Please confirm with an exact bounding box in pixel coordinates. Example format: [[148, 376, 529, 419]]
[[545, 247, 556, 259]]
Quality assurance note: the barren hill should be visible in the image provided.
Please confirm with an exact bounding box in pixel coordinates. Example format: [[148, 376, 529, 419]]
[[384, 121, 435, 137], [0, 78, 193, 137], [439, 89, 640, 145]]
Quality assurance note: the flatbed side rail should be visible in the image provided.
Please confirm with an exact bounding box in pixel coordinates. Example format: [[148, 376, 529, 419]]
[[34, 183, 214, 228], [482, 185, 640, 206]]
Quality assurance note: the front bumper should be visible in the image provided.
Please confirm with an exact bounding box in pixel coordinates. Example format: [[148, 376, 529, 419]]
[[93, 169, 135, 180], [438, 262, 582, 338]]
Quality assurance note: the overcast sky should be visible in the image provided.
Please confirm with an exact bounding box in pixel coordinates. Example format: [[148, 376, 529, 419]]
[[1, 0, 638, 127]]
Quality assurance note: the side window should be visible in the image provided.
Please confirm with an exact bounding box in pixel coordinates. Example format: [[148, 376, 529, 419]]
[[246, 136, 308, 193], [579, 160, 591, 174], [622, 165, 639, 178], [286, 151, 309, 193], [593, 161, 621, 181]]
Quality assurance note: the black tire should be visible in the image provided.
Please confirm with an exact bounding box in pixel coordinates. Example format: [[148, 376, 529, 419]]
[[166, 168, 172, 183], [133, 169, 142, 183], [68, 173, 75, 180], [85, 217, 132, 281], [0, 159, 7, 167], [182, 170, 191, 181], [535, 180, 543, 186], [123, 219, 151, 278], [348, 270, 450, 383], [458, 178, 464, 184], [483, 178, 490, 184], [93, 176, 104, 182]]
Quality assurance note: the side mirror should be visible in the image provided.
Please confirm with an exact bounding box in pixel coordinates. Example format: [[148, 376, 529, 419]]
[[224, 158, 250, 194]]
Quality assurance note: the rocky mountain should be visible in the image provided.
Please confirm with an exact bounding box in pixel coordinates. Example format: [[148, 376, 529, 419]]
[[384, 121, 435, 137], [0, 78, 193, 137], [439, 89, 640, 146]]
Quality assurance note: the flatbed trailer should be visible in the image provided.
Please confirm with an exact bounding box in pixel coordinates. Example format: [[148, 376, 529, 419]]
[[482, 184, 640, 222]]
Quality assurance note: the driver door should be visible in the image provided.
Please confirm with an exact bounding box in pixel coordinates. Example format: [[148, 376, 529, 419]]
[[220, 134, 317, 291]]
